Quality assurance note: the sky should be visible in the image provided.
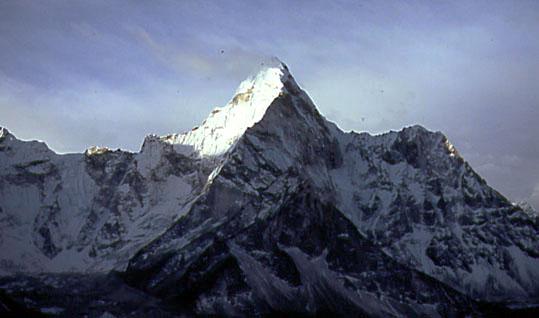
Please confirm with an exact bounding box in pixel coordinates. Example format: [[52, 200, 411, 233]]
[[1, 0, 539, 210]]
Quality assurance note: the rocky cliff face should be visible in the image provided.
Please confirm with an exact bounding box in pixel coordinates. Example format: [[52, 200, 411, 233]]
[[0, 126, 218, 274], [0, 61, 537, 317]]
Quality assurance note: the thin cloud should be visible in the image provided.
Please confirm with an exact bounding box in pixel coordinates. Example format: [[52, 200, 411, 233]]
[[70, 22, 100, 39], [528, 183, 539, 209], [127, 25, 271, 80]]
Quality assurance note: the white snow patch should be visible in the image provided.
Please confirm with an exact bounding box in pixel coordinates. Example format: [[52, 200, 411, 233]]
[[85, 146, 111, 156], [162, 62, 291, 157], [506, 245, 539, 288]]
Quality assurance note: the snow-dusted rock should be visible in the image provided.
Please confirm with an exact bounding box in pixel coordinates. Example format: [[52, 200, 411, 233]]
[[126, 63, 538, 314], [0, 129, 216, 274], [519, 201, 538, 218], [1, 61, 537, 316]]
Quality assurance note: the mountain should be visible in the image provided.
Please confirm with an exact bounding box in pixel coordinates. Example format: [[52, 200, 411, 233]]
[[519, 201, 538, 218], [0, 60, 538, 317], [0, 61, 293, 275]]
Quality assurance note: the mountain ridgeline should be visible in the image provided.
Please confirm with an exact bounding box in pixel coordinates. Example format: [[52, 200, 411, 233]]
[[0, 61, 537, 317]]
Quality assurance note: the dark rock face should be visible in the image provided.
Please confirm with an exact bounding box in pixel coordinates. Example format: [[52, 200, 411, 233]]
[[0, 273, 184, 318], [0, 291, 44, 318], [127, 183, 475, 317]]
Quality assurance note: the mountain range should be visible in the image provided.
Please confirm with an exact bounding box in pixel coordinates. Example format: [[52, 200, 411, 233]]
[[0, 60, 537, 317]]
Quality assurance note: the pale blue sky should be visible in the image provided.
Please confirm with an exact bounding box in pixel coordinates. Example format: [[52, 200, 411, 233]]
[[1, 0, 539, 209]]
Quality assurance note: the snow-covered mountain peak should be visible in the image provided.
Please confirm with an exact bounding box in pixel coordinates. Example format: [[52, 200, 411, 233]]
[[156, 59, 297, 157], [234, 58, 291, 94], [518, 201, 538, 217], [85, 146, 112, 156], [0, 127, 8, 139], [387, 125, 461, 159], [0, 127, 17, 144]]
